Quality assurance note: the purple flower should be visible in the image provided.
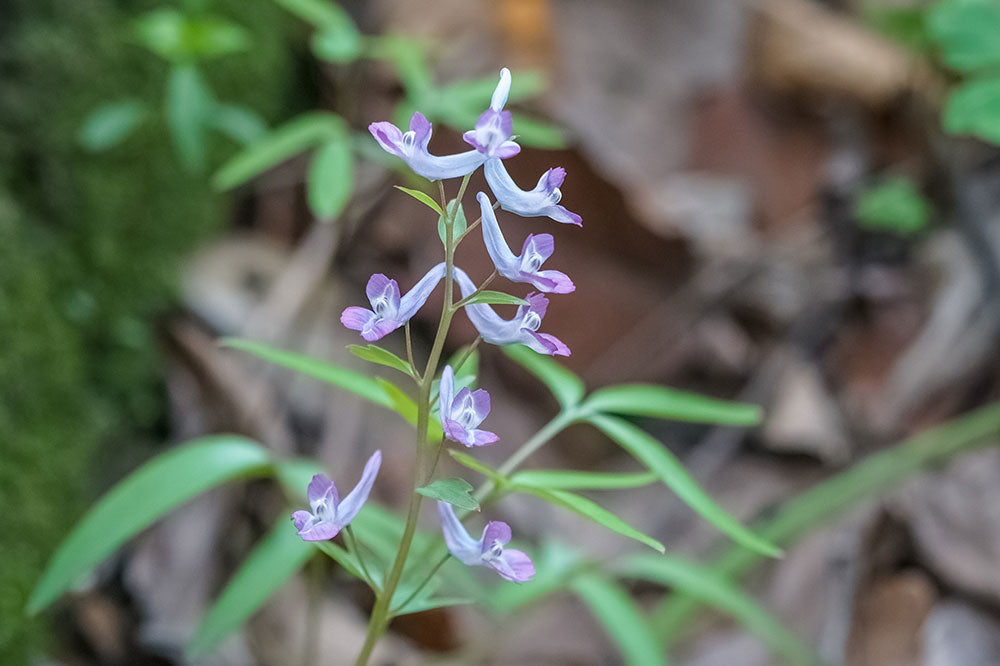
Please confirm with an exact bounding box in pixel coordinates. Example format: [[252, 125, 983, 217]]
[[477, 192, 574, 294], [485, 160, 582, 226], [439, 364, 498, 447], [341, 263, 446, 341], [369, 112, 486, 181], [437, 501, 535, 582], [291, 451, 382, 541], [454, 268, 570, 356], [462, 68, 521, 160]]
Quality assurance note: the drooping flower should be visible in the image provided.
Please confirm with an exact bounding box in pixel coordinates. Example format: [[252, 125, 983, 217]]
[[341, 263, 446, 341], [454, 268, 570, 356], [462, 68, 521, 160], [439, 364, 498, 447], [485, 160, 582, 226], [369, 112, 486, 181], [477, 192, 574, 294], [437, 501, 535, 582], [291, 451, 382, 541]]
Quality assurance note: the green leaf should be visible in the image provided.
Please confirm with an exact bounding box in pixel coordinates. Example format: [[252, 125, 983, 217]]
[[213, 113, 344, 189], [448, 449, 509, 484], [511, 469, 658, 491], [188, 518, 313, 657], [348, 344, 414, 376], [78, 100, 147, 151], [460, 291, 529, 307], [165, 65, 213, 171], [365, 36, 432, 96], [855, 176, 931, 235], [313, 540, 365, 579], [375, 378, 444, 440], [392, 596, 473, 617], [588, 415, 781, 558], [275, 0, 360, 63], [310, 26, 362, 63], [572, 572, 665, 666], [220, 338, 391, 408], [928, 0, 1000, 72], [513, 485, 665, 552], [307, 135, 353, 221], [513, 114, 565, 149], [132, 9, 251, 62], [944, 75, 1000, 145], [394, 185, 444, 216], [28, 437, 272, 614], [446, 345, 479, 383], [437, 198, 467, 246], [862, 5, 932, 54], [209, 103, 267, 146], [416, 477, 479, 511], [652, 400, 1000, 645], [581, 384, 762, 426], [621, 554, 825, 666], [502, 344, 585, 409]]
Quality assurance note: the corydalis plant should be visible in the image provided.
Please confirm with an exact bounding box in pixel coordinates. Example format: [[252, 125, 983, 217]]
[[309, 67, 579, 664]]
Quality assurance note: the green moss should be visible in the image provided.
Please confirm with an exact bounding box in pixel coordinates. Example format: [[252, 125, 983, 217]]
[[0, 0, 298, 661]]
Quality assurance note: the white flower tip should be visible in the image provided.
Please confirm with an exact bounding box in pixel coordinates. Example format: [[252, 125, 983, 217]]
[[491, 67, 512, 111]]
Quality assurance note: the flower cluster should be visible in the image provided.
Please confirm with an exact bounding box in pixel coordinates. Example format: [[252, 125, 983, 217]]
[[296, 68, 581, 583]]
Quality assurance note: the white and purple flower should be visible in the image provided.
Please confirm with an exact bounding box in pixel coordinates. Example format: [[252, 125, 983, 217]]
[[291, 451, 382, 541], [437, 501, 535, 582], [485, 161, 582, 226], [455, 268, 570, 356], [369, 112, 485, 181], [477, 192, 574, 294], [439, 364, 498, 447], [341, 263, 446, 341], [462, 68, 521, 160]]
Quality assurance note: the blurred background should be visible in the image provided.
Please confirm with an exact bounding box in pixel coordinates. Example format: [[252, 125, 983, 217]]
[[3, 0, 1000, 664]]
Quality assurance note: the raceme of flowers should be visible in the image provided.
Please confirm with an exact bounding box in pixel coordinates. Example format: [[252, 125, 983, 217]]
[[295, 68, 580, 582]]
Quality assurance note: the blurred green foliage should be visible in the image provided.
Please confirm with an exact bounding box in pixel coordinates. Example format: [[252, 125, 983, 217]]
[[0, 0, 296, 661], [855, 176, 932, 234]]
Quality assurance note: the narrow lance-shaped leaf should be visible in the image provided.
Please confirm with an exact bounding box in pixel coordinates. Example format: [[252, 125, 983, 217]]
[[448, 449, 510, 485], [572, 572, 665, 666], [459, 291, 529, 307], [510, 469, 658, 491], [503, 344, 585, 409], [28, 437, 272, 614], [652, 400, 1000, 644], [513, 485, 665, 553], [188, 518, 314, 658], [395, 185, 443, 216], [214, 112, 344, 189], [620, 554, 826, 666], [220, 338, 391, 408], [587, 414, 781, 558], [209, 104, 268, 146], [78, 100, 147, 151], [348, 344, 414, 376], [307, 133, 353, 221], [416, 477, 479, 512], [166, 64, 213, 171], [375, 378, 444, 441], [581, 384, 761, 426]]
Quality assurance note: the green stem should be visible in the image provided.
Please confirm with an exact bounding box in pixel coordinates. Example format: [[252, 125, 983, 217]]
[[344, 526, 377, 591], [453, 270, 499, 308], [353, 174, 470, 666], [390, 553, 451, 614]]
